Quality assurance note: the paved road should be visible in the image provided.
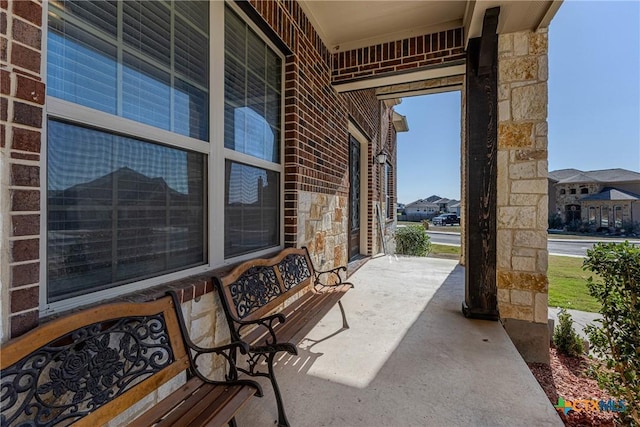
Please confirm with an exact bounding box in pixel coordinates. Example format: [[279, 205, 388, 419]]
[[426, 231, 639, 257]]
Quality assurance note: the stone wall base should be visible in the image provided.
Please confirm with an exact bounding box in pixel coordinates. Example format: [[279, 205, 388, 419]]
[[501, 318, 549, 364]]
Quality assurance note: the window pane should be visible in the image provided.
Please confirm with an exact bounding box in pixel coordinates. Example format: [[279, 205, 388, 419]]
[[225, 161, 279, 258], [224, 7, 280, 163], [47, 120, 206, 302], [123, 1, 171, 67], [122, 53, 171, 131], [48, 12, 117, 114], [47, 1, 209, 141]]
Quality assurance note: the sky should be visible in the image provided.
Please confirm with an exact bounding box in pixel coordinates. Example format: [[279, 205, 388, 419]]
[[394, 0, 640, 205]]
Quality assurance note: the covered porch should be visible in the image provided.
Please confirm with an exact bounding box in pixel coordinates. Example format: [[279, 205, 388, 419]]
[[236, 256, 562, 426]]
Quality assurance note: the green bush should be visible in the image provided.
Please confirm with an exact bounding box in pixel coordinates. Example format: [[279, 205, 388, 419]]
[[394, 225, 432, 256], [548, 213, 563, 230], [552, 308, 583, 357], [583, 241, 640, 425]]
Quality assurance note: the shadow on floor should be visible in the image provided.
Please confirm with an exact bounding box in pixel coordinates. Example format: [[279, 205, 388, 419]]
[[236, 256, 562, 427]]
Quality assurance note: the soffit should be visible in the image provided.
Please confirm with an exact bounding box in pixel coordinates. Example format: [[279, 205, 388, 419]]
[[298, 0, 561, 53]]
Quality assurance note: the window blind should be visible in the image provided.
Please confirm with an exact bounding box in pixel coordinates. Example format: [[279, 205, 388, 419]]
[[47, 120, 206, 302], [47, 0, 209, 141]]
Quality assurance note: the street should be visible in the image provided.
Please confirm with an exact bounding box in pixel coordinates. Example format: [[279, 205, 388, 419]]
[[425, 231, 639, 257]]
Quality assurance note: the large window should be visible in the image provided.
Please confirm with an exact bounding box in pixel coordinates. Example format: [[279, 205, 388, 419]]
[[223, 7, 281, 258], [47, 121, 205, 302], [45, 2, 282, 309]]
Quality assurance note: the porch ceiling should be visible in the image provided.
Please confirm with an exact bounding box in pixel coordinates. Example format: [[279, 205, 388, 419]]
[[298, 0, 562, 53]]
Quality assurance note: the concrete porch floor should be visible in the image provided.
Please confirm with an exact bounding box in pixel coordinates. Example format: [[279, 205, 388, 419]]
[[235, 256, 563, 426]]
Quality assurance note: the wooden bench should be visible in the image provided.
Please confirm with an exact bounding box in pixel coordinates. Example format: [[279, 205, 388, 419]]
[[214, 247, 353, 427], [0, 291, 261, 427]]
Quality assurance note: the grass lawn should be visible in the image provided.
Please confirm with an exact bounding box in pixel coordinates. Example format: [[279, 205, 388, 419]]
[[428, 244, 601, 313], [548, 255, 600, 313], [429, 244, 460, 259]]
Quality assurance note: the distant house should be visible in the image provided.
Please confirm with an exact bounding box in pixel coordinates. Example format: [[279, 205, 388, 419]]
[[403, 195, 460, 220], [404, 199, 439, 220], [549, 168, 640, 228], [449, 201, 461, 217]]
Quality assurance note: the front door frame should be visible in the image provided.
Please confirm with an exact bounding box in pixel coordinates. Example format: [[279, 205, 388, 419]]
[[348, 122, 369, 258]]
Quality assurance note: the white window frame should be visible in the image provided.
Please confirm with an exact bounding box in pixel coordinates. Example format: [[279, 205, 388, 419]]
[[40, 0, 284, 315]]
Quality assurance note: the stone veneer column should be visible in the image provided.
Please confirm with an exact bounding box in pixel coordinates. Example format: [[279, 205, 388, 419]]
[[496, 29, 550, 363]]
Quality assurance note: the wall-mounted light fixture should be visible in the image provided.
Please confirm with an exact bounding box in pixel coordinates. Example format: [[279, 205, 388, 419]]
[[376, 151, 388, 164]]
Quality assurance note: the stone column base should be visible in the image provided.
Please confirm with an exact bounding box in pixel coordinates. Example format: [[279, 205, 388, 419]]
[[501, 318, 550, 364]]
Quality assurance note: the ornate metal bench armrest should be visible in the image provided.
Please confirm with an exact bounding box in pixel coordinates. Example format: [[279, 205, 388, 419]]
[[236, 312, 286, 348], [313, 266, 354, 288], [166, 291, 263, 396]]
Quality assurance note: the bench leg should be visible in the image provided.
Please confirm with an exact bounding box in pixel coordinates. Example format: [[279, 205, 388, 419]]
[[338, 300, 349, 329], [267, 352, 291, 427]]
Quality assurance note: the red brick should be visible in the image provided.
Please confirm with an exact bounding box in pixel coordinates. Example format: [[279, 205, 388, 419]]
[[11, 152, 39, 160], [12, 18, 41, 49], [0, 96, 6, 121], [11, 43, 40, 73], [15, 74, 44, 104], [11, 238, 39, 262], [11, 262, 40, 287], [10, 310, 39, 338], [11, 286, 39, 313], [1, 68, 9, 94], [11, 163, 40, 187], [0, 0, 7, 10], [12, 0, 41, 26], [1, 11, 6, 35], [13, 101, 42, 127], [11, 214, 40, 236], [12, 127, 41, 152], [12, 189, 40, 211], [0, 124, 5, 147], [1, 36, 7, 61]]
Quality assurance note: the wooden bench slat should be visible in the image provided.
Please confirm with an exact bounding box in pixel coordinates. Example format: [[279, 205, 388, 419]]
[[268, 289, 349, 348], [240, 289, 318, 347], [188, 385, 258, 427], [127, 377, 206, 427], [287, 291, 349, 345], [166, 384, 234, 427]]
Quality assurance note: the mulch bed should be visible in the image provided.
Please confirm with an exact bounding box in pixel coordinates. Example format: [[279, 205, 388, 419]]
[[528, 347, 619, 426]]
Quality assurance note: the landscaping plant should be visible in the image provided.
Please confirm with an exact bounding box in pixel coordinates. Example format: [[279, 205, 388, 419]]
[[583, 241, 640, 424], [394, 225, 432, 256], [552, 308, 583, 357]]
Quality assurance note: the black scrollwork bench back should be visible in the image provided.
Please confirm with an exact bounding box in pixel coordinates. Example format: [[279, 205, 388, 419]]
[[0, 292, 261, 427]]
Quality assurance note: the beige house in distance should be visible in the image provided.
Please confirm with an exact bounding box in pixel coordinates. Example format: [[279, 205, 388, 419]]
[[549, 168, 640, 228]]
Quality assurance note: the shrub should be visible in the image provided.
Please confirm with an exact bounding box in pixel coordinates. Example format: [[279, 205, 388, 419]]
[[394, 225, 432, 256], [552, 308, 583, 357], [548, 213, 563, 230], [583, 241, 640, 424]]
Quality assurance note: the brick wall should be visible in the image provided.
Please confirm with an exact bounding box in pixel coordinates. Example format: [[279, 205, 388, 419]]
[[1, 0, 43, 340], [248, 0, 383, 263], [332, 28, 465, 84]]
